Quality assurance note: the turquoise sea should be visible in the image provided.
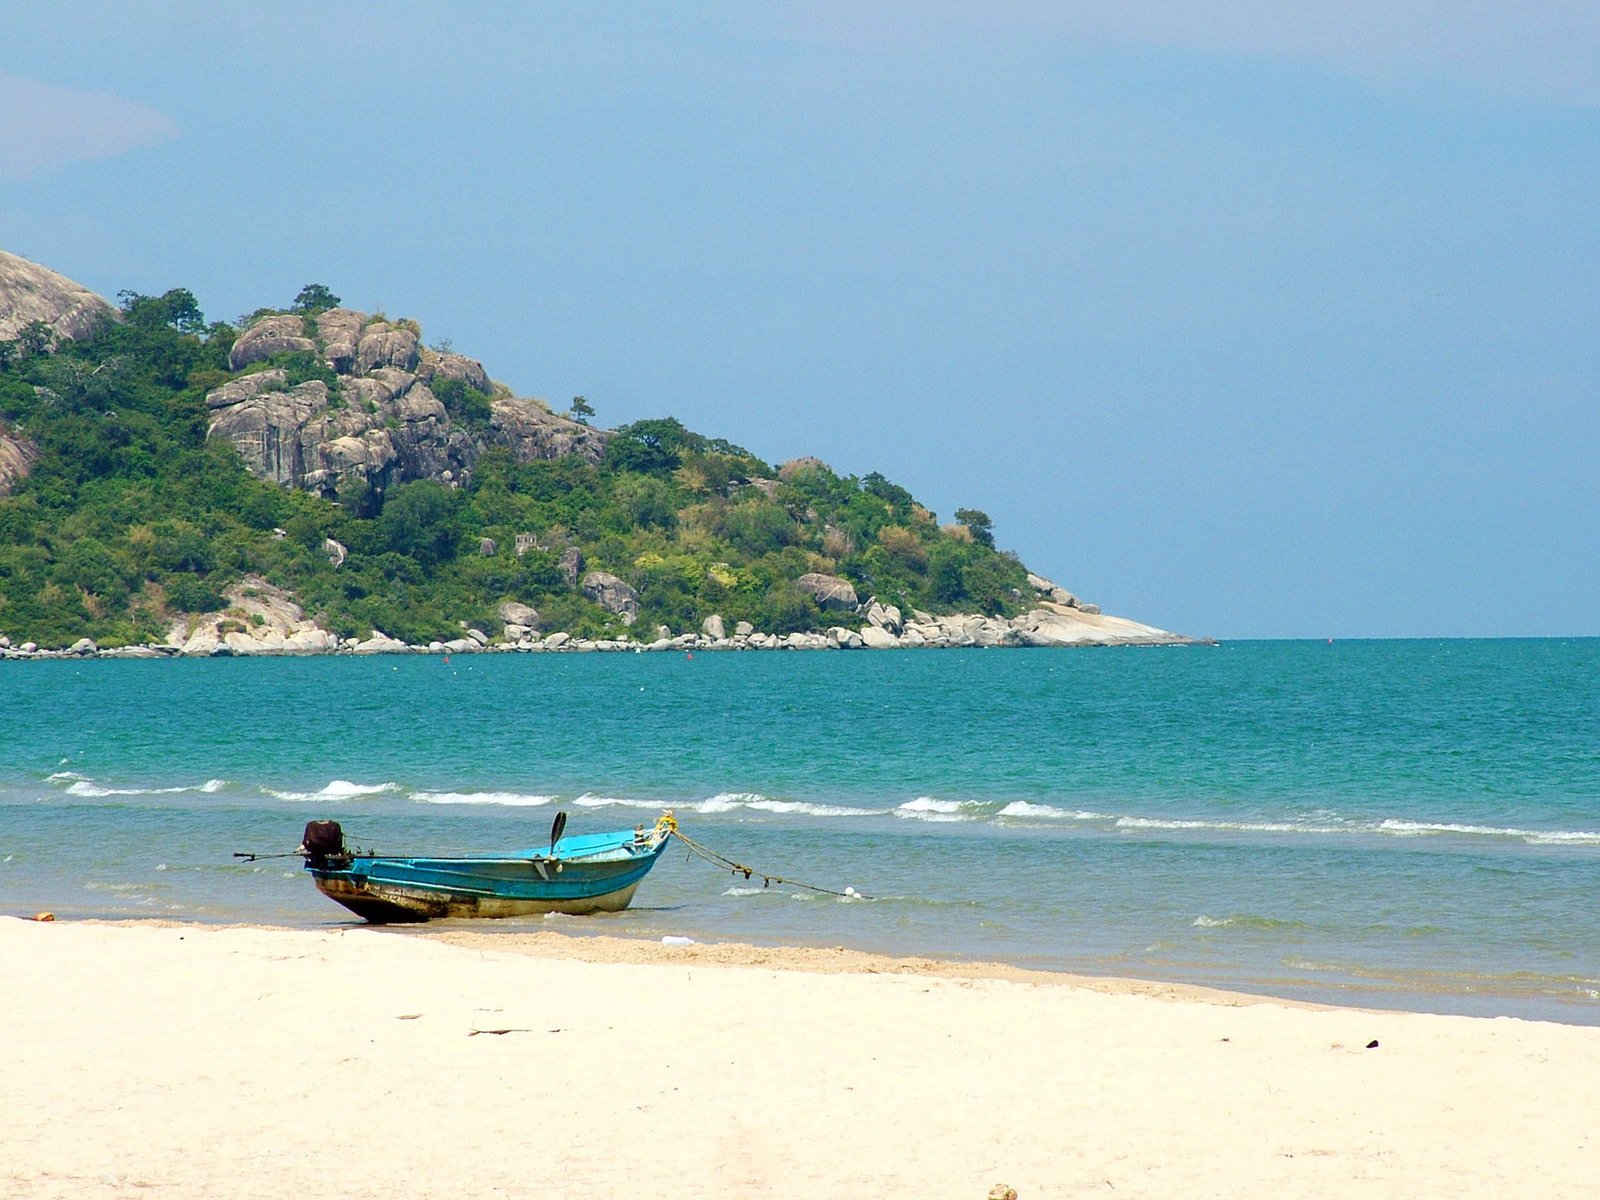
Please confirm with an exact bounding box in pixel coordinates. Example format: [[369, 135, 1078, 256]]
[[3, 639, 1598, 1023]]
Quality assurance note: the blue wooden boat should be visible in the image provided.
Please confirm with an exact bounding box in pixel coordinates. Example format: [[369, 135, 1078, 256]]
[[298, 813, 673, 923]]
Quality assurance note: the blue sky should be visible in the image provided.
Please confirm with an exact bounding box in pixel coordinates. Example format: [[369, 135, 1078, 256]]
[[4, 3, 1596, 638]]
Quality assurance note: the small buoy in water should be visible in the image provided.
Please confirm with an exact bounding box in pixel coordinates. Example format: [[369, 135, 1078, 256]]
[[32, 912, 54, 922], [844, 887, 858, 897]]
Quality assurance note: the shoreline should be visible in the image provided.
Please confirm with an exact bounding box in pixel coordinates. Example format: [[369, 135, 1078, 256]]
[[0, 577, 1208, 659], [0, 636, 1207, 661], [22, 914, 1600, 1029], [0, 621, 1208, 662], [6, 916, 1598, 1199]]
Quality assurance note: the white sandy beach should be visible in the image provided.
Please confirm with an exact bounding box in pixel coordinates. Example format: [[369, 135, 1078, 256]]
[[3, 918, 1596, 1199]]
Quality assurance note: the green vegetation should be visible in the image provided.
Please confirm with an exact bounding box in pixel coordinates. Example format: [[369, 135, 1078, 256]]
[[0, 287, 1031, 647]]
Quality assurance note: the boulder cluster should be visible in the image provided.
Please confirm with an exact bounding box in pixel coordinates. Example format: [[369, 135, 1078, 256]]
[[205, 308, 609, 500]]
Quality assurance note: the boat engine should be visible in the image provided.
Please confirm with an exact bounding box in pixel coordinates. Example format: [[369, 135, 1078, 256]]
[[300, 819, 347, 865]]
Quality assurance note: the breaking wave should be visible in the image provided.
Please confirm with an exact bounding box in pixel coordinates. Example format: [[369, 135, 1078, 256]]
[[1114, 815, 1350, 836], [1378, 819, 1600, 846], [410, 790, 556, 807], [997, 801, 1112, 821], [265, 780, 400, 802], [699, 792, 886, 818], [894, 797, 989, 823], [55, 776, 227, 798], [53, 763, 1593, 852]]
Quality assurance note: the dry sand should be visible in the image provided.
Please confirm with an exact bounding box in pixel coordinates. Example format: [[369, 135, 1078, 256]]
[[3, 917, 1595, 1199]]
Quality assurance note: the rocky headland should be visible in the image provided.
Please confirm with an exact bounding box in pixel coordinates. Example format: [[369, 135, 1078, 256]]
[[0, 248, 1203, 659]]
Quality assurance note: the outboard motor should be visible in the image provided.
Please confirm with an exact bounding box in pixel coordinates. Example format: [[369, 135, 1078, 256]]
[[300, 819, 347, 865]]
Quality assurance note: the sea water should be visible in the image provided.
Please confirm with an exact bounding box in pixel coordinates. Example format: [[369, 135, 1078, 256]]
[[2, 639, 1597, 1023]]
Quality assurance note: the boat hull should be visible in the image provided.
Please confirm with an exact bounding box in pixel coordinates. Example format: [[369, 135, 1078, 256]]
[[310, 872, 648, 922], [304, 828, 670, 924]]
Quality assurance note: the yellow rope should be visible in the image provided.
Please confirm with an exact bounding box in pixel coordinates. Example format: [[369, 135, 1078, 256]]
[[655, 811, 866, 899]]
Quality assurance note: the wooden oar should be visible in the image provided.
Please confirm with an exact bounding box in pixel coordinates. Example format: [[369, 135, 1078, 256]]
[[549, 810, 568, 859]]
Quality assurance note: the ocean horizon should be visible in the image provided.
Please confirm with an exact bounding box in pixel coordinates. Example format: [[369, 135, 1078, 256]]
[[4, 636, 1597, 1024]]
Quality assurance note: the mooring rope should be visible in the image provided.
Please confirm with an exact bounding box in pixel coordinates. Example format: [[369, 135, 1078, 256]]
[[654, 811, 867, 899]]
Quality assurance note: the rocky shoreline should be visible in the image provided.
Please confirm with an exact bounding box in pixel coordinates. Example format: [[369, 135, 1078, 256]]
[[0, 574, 1203, 662]]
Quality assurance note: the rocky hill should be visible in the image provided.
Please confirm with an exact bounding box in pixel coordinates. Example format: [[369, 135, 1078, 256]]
[[0, 249, 116, 343], [0, 249, 1197, 656], [206, 309, 606, 502]]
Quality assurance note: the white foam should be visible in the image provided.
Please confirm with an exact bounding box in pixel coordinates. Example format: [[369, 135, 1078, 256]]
[[1115, 815, 1345, 836], [412, 791, 556, 808], [47, 771, 87, 782], [266, 780, 400, 802], [997, 801, 1110, 821], [699, 792, 765, 814], [1192, 915, 1232, 927], [64, 781, 117, 797], [572, 793, 662, 811], [64, 778, 224, 798], [722, 886, 776, 897], [1378, 818, 1600, 845], [701, 793, 885, 818], [1525, 830, 1600, 845], [901, 797, 964, 813], [894, 797, 982, 823]]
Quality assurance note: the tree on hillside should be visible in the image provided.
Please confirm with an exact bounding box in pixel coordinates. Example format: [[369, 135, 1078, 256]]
[[569, 395, 594, 424], [375, 480, 463, 568], [16, 320, 53, 359], [954, 508, 995, 548], [603, 417, 704, 474], [292, 284, 341, 315], [118, 288, 205, 334]]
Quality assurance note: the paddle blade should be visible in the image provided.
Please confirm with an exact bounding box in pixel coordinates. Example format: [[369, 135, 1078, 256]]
[[549, 810, 568, 856]]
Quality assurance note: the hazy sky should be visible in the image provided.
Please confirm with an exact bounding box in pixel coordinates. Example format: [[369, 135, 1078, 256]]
[[4, 3, 1596, 638]]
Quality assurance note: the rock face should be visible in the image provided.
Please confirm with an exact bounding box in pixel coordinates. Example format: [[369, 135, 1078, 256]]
[[167, 576, 341, 657], [795, 572, 859, 612], [205, 308, 610, 500], [228, 314, 316, 370], [1008, 604, 1180, 646], [497, 600, 540, 630], [864, 600, 903, 634], [418, 347, 491, 393], [0, 249, 116, 343], [355, 321, 418, 375], [487, 396, 609, 466], [1026, 572, 1097, 613], [315, 309, 364, 372], [581, 570, 639, 625], [859, 625, 898, 649], [0, 422, 40, 497]]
